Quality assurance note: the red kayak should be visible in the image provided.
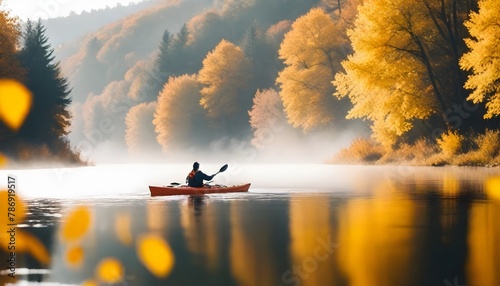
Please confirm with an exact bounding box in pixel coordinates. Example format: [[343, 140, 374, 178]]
[[149, 183, 251, 197]]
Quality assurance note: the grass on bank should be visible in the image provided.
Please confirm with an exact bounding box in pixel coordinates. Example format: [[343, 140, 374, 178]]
[[1, 139, 90, 168], [330, 129, 500, 166]]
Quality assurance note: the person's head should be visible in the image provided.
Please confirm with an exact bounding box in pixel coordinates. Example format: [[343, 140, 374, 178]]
[[193, 162, 200, 171]]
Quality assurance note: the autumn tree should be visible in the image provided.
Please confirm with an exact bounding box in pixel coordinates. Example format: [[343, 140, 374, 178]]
[[0, 8, 23, 81], [276, 8, 350, 131], [460, 0, 500, 119], [248, 89, 288, 149], [0, 8, 25, 144], [18, 20, 72, 147], [125, 102, 160, 154], [198, 39, 252, 134], [334, 0, 478, 147], [153, 74, 207, 152]]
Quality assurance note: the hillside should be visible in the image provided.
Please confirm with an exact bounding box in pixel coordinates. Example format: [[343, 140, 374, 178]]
[[41, 0, 159, 50]]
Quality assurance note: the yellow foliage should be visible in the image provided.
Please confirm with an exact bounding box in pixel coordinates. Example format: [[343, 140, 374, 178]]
[[436, 130, 463, 158], [0, 10, 24, 81], [248, 89, 287, 149], [461, 0, 500, 119], [136, 234, 175, 278], [125, 102, 158, 154], [333, 0, 439, 147], [0, 153, 7, 166], [0, 79, 32, 130], [277, 8, 347, 130], [0, 190, 27, 225], [380, 138, 437, 164], [332, 138, 384, 164], [452, 129, 500, 166], [153, 74, 203, 151], [198, 39, 252, 118], [65, 245, 84, 267], [60, 206, 92, 242], [96, 258, 124, 283]]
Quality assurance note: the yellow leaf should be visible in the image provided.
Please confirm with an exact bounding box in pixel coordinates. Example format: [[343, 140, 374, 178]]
[[0, 79, 32, 130], [485, 177, 500, 200], [96, 258, 124, 283], [18, 231, 51, 265], [136, 234, 175, 278], [60, 206, 92, 242], [0, 190, 27, 227], [0, 153, 7, 166], [65, 245, 84, 267]]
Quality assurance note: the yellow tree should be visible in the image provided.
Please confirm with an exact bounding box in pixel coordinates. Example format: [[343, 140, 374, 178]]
[[334, 0, 475, 147], [460, 0, 500, 119], [153, 74, 205, 152], [0, 7, 23, 80], [0, 7, 25, 143], [248, 89, 288, 149], [276, 8, 349, 131], [198, 39, 252, 133], [125, 102, 160, 155]]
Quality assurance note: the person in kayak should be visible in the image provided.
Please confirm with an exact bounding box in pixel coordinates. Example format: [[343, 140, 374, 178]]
[[186, 162, 215, 187]]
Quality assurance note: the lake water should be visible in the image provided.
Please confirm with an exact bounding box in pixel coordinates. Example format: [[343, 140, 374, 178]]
[[1, 164, 500, 286]]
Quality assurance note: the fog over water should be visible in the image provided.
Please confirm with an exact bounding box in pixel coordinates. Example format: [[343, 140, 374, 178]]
[[1, 164, 499, 199], [1, 165, 500, 286]]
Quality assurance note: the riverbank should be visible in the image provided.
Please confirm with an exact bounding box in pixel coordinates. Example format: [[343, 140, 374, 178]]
[[0, 139, 90, 169], [330, 129, 500, 167]]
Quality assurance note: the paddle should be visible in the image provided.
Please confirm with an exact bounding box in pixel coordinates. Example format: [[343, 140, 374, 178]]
[[213, 164, 228, 177], [170, 164, 228, 186]]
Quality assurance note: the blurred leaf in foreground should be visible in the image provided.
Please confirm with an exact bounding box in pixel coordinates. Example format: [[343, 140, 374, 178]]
[[0, 79, 32, 130]]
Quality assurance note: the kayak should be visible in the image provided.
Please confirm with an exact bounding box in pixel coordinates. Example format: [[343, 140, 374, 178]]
[[149, 183, 251, 197]]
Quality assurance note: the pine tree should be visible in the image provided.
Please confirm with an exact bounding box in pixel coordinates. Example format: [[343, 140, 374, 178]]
[[156, 30, 172, 75], [169, 24, 193, 76], [74, 37, 106, 101], [17, 20, 72, 146]]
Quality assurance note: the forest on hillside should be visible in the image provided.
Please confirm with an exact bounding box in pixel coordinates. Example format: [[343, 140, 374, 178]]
[[1, 0, 500, 165], [40, 0, 159, 49]]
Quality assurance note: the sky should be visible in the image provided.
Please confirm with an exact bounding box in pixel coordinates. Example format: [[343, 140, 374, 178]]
[[2, 0, 145, 20]]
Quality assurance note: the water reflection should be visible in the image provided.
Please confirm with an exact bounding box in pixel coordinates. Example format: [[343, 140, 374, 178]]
[[180, 195, 221, 271], [467, 202, 500, 286], [230, 199, 287, 286], [1, 167, 500, 285]]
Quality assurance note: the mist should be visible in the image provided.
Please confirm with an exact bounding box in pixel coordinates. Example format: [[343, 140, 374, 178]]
[[47, 0, 370, 165]]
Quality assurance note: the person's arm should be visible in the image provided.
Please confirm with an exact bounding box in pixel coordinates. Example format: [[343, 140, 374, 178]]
[[201, 172, 215, 181]]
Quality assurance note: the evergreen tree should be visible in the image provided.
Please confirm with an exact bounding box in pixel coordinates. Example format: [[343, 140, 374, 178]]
[[156, 30, 172, 75], [17, 20, 72, 146], [73, 37, 106, 102], [169, 24, 193, 75]]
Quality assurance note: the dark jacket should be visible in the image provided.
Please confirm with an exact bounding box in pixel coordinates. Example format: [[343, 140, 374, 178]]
[[187, 170, 214, 187]]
